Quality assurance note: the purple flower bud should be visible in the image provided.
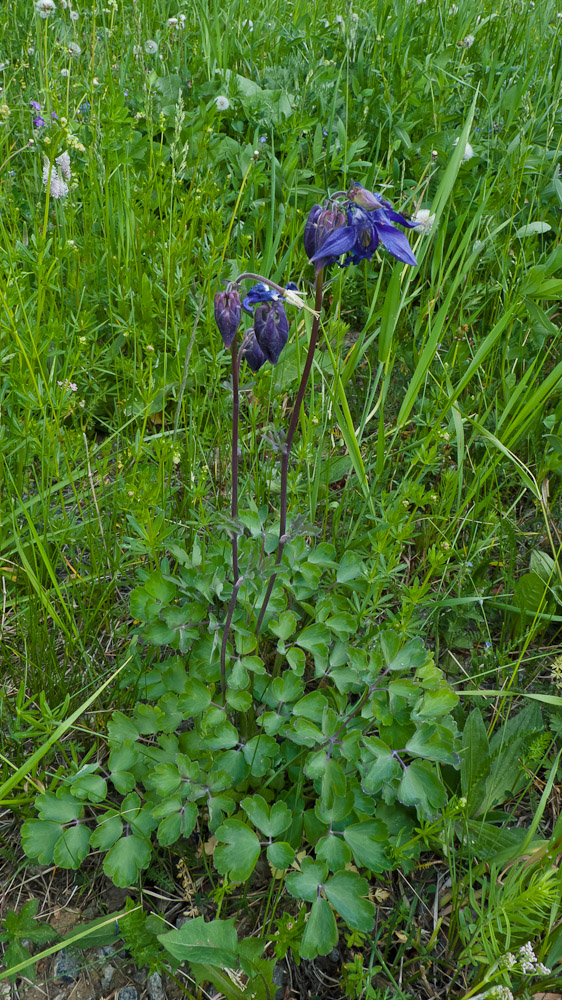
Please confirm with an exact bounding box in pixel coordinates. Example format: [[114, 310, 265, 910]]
[[254, 301, 289, 364], [347, 181, 384, 210], [241, 332, 267, 372], [214, 288, 241, 349]]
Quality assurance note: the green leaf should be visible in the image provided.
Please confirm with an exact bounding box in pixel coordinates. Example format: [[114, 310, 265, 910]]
[[159, 916, 238, 967], [460, 709, 491, 815], [267, 842, 295, 870], [21, 820, 62, 864], [157, 803, 198, 846], [300, 899, 337, 960], [53, 824, 91, 869], [269, 611, 298, 640], [144, 571, 177, 603], [68, 773, 108, 802], [324, 870, 375, 932], [103, 835, 152, 886], [296, 624, 330, 664], [316, 834, 352, 871], [292, 691, 328, 722], [35, 791, 83, 823], [343, 821, 389, 872], [89, 813, 123, 850], [285, 859, 328, 902], [144, 622, 177, 645], [416, 688, 459, 718], [398, 760, 447, 815], [242, 735, 278, 776], [405, 723, 460, 765], [241, 795, 292, 837], [3, 900, 56, 944], [214, 819, 260, 882], [286, 647, 306, 675], [380, 632, 428, 671], [336, 552, 363, 583]]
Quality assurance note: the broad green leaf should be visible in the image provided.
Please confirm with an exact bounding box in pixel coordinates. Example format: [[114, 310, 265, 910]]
[[300, 899, 337, 960], [68, 774, 107, 802], [21, 821, 62, 864], [89, 813, 123, 850], [324, 870, 375, 932], [214, 819, 260, 882], [144, 622, 177, 646], [296, 625, 330, 664], [380, 632, 428, 671], [285, 859, 328, 901], [315, 791, 354, 824], [144, 571, 177, 603], [416, 688, 459, 718], [177, 678, 212, 716], [316, 834, 352, 871], [398, 761, 447, 815], [406, 723, 460, 766], [336, 552, 363, 583], [53, 824, 91, 869], [270, 611, 298, 640], [159, 916, 238, 967], [103, 835, 152, 886], [267, 841, 295, 869], [35, 792, 83, 823], [157, 803, 197, 846], [242, 735, 278, 776], [460, 709, 491, 815], [292, 691, 328, 722], [241, 795, 292, 837], [343, 821, 389, 872]]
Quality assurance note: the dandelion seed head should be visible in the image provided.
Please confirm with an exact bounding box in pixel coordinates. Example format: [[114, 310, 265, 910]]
[[412, 209, 436, 234], [453, 137, 475, 160], [35, 0, 56, 18], [215, 95, 230, 111], [68, 41, 81, 56], [70, 9, 79, 20], [144, 39, 158, 54], [60, 67, 70, 76]]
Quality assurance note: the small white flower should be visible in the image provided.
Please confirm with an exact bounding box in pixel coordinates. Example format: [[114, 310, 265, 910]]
[[453, 137, 475, 160], [69, 8, 79, 20], [460, 33, 475, 47], [215, 95, 230, 111], [60, 67, 70, 76], [43, 156, 69, 199], [335, 14, 344, 23], [68, 41, 81, 56], [56, 150, 71, 180], [412, 209, 436, 234], [35, 0, 56, 18], [144, 39, 158, 54], [449, 3, 458, 12], [168, 16, 178, 26], [241, 18, 253, 30]]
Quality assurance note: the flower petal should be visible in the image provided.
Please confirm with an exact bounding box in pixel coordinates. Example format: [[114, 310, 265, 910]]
[[310, 225, 357, 263], [374, 223, 418, 266]]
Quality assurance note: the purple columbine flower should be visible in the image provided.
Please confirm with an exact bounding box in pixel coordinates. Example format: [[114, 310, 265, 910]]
[[241, 331, 267, 372], [254, 301, 289, 364], [309, 183, 418, 268], [242, 281, 299, 313]]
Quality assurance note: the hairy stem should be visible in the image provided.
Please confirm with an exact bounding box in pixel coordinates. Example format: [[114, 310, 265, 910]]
[[255, 268, 324, 635]]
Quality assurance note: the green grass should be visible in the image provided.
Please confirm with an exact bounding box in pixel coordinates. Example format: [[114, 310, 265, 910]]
[[1, 0, 562, 996]]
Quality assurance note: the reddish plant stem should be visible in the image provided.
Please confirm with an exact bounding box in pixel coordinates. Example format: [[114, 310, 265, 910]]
[[231, 335, 240, 583], [255, 267, 324, 635]]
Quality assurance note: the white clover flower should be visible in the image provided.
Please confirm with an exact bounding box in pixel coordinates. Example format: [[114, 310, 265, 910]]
[[144, 39, 158, 54], [43, 156, 69, 199], [412, 209, 436, 234], [68, 41, 81, 56], [60, 67, 70, 76], [453, 137, 475, 160], [35, 0, 56, 18], [56, 150, 71, 180], [215, 95, 230, 111], [69, 9, 79, 20]]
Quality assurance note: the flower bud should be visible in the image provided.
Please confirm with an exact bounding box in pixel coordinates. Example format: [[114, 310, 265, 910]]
[[254, 301, 289, 364], [241, 332, 267, 372], [303, 204, 322, 258], [214, 289, 241, 348], [347, 181, 384, 210], [304, 204, 347, 269]]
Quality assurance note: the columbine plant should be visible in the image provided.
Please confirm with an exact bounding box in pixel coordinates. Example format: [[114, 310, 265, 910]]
[[214, 181, 418, 688]]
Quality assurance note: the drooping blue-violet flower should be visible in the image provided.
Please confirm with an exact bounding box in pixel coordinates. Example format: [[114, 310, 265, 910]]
[[253, 300, 289, 364], [306, 182, 418, 269], [214, 288, 241, 348], [241, 331, 267, 372]]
